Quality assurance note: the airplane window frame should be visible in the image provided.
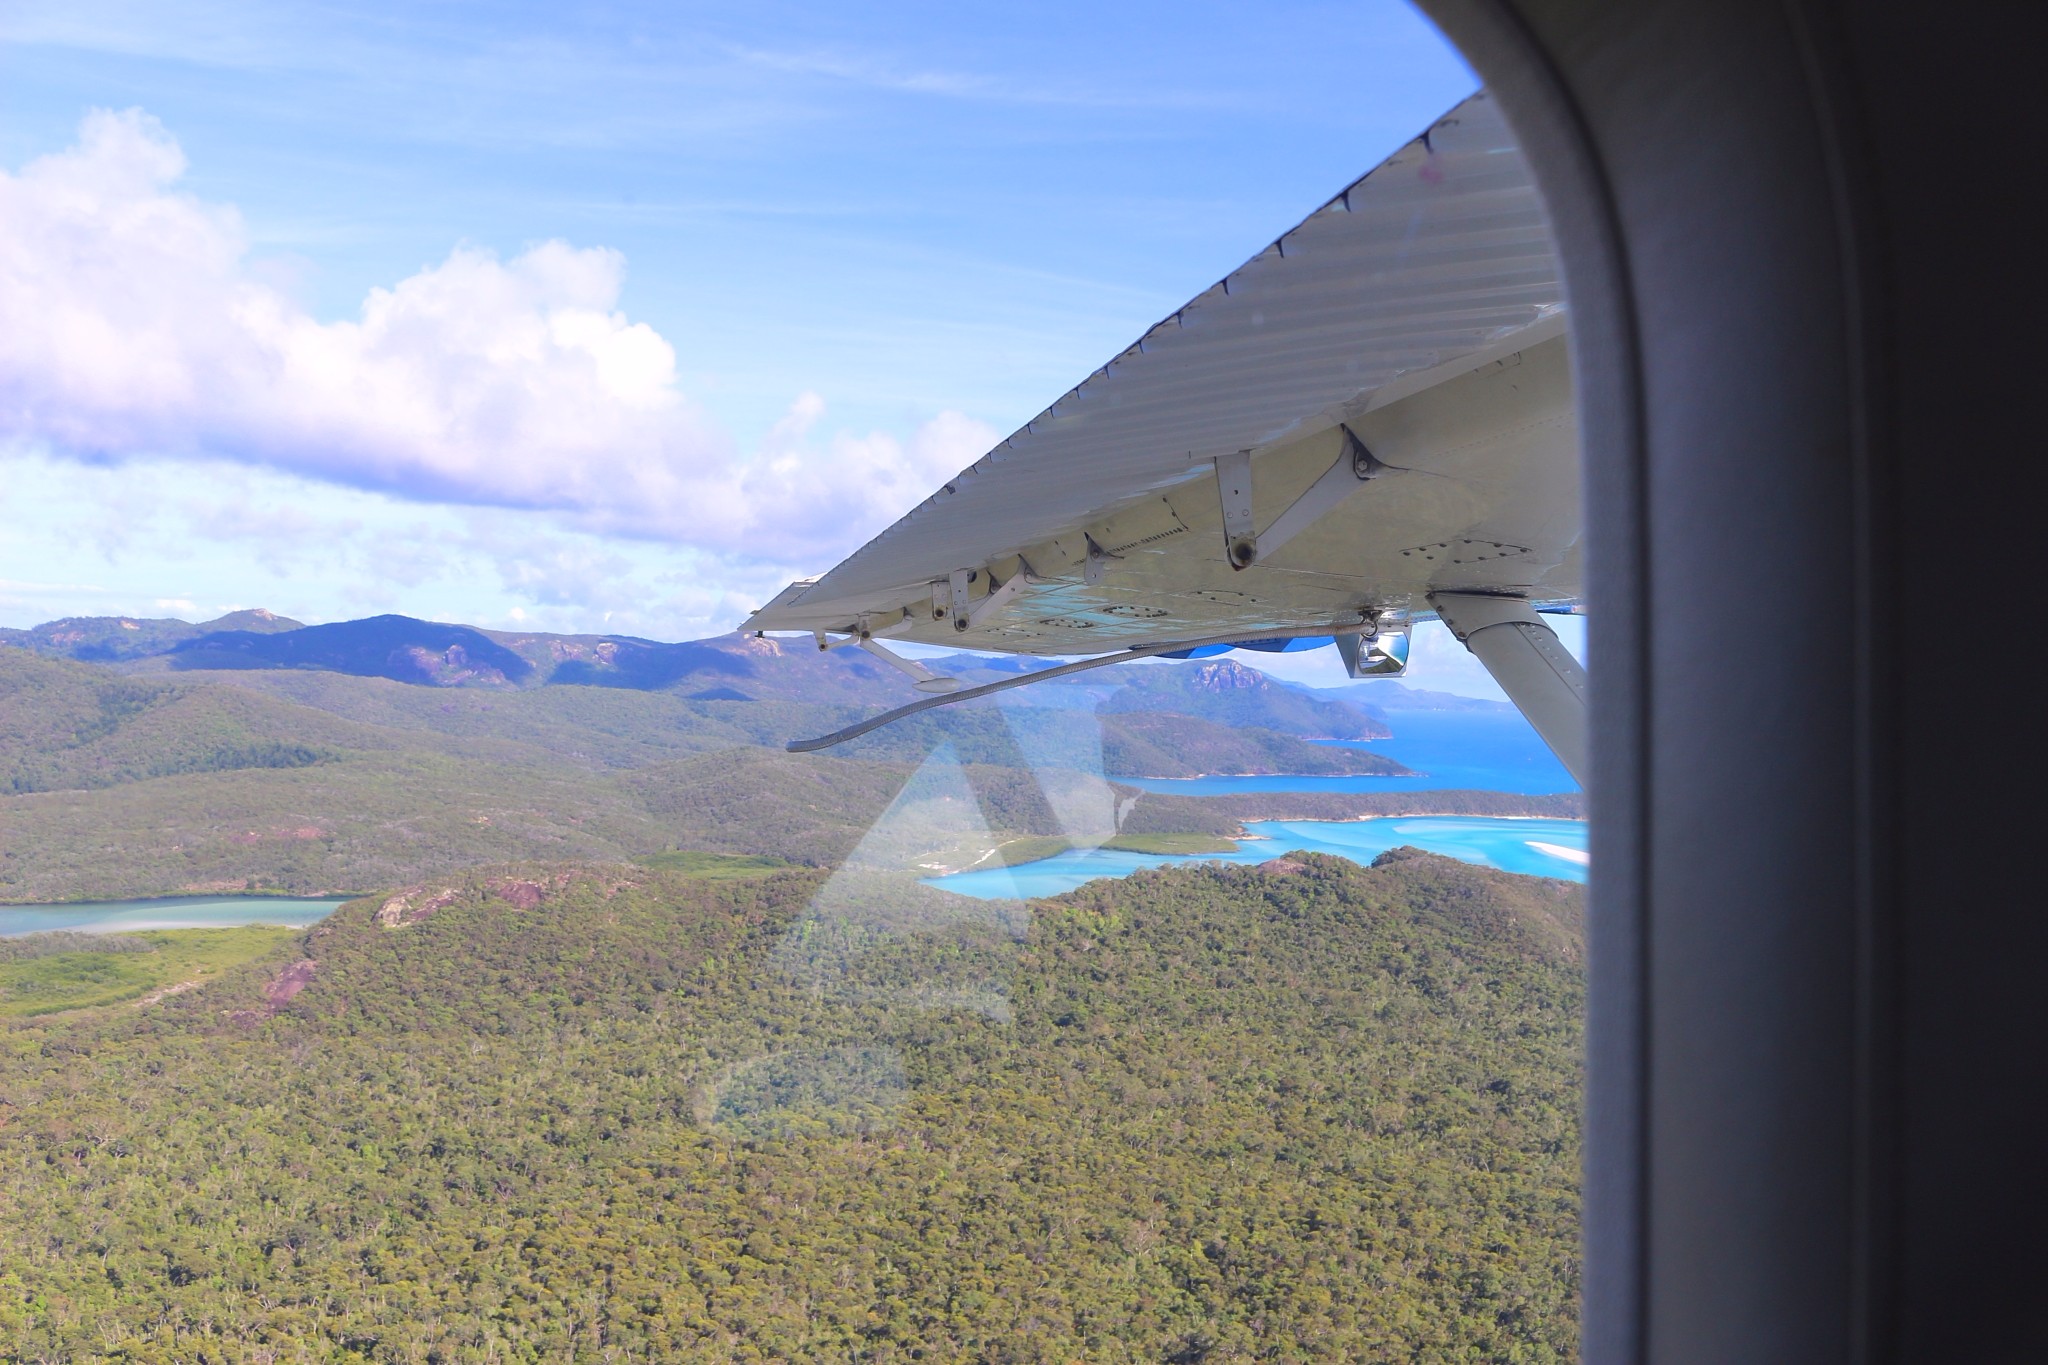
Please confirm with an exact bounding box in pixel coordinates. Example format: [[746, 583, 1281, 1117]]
[[1414, 0, 2048, 1358]]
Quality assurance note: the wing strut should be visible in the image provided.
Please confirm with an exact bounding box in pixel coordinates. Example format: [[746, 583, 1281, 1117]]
[[856, 638, 961, 694], [1430, 592, 1588, 786], [787, 620, 1366, 754]]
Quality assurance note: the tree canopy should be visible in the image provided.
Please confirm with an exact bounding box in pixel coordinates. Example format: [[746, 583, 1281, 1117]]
[[1, 850, 1582, 1362]]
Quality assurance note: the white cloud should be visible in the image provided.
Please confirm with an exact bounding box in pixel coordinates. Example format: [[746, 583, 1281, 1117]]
[[0, 109, 996, 562], [0, 448, 813, 641], [489, 536, 635, 609]]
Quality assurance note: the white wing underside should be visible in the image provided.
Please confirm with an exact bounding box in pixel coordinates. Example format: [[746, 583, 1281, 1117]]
[[744, 91, 1576, 655]]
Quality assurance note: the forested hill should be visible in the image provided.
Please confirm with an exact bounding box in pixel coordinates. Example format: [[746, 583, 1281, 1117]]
[[0, 851, 1584, 1361], [1098, 658, 1390, 739], [2, 609, 1393, 736], [0, 608, 302, 662], [5, 611, 917, 698], [0, 649, 1584, 903]]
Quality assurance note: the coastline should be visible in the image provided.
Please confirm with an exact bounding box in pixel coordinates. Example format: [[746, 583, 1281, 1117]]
[[1121, 786, 1586, 838], [1270, 811, 1586, 824], [1, 894, 352, 939], [1116, 768, 1414, 781], [923, 811, 1593, 897], [0, 890, 359, 910], [1525, 840, 1591, 866], [967, 811, 1590, 874], [931, 831, 1244, 875]]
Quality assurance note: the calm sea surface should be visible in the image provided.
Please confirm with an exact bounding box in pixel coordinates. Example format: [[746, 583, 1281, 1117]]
[[5, 717, 1578, 924], [0, 895, 349, 937], [927, 816, 1587, 900], [930, 709, 1585, 899], [1125, 710, 1578, 796]]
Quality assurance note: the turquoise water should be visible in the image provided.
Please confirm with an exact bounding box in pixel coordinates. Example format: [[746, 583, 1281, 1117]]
[[3, 721, 1575, 924], [929, 711, 1586, 898], [927, 816, 1588, 900], [0, 895, 350, 937], [1125, 711, 1578, 797]]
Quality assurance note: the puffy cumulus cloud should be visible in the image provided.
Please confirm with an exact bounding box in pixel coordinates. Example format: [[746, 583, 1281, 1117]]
[[0, 447, 830, 643], [739, 395, 995, 554], [0, 109, 996, 563], [489, 537, 637, 609]]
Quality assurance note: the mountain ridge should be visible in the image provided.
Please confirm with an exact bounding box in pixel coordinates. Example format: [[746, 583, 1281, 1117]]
[[0, 649, 1591, 904], [0, 608, 304, 663], [4, 609, 1398, 741]]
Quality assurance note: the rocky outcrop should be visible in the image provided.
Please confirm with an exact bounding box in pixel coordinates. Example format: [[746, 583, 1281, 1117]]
[[374, 868, 639, 926], [227, 959, 319, 1026], [1184, 660, 1274, 693], [375, 887, 461, 928], [479, 868, 639, 909], [1098, 658, 1392, 740], [485, 876, 547, 909]]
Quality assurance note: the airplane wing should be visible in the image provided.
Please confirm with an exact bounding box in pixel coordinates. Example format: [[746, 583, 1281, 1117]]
[[745, 91, 1587, 776]]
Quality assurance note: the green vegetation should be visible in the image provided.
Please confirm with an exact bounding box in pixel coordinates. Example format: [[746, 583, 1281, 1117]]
[[0, 931, 152, 962], [0, 851, 1582, 1361], [0, 609, 302, 665], [0, 925, 299, 1017], [1, 649, 1577, 903], [1099, 711, 1403, 777], [0, 611, 1590, 1357], [6, 613, 1409, 779], [986, 832, 1246, 868], [5, 614, 1397, 761], [1101, 831, 1241, 855], [986, 834, 1077, 866], [1123, 787, 1588, 837], [1097, 658, 1391, 739], [799, 698, 1406, 779], [634, 849, 791, 878]]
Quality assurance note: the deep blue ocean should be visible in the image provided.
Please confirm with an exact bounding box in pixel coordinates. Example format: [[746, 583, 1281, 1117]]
[[1124, 710, 1578, 797]]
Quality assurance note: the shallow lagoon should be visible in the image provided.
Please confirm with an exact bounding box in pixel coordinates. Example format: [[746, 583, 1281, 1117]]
[[927, 815, 1588, 900], [0, 895, 350, 937], [3, 717, 1581, 923], [933, 709, 1586, 899]]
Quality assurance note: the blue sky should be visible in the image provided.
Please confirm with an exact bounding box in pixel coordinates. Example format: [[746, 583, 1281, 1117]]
[[0, 1, 1550, 693]]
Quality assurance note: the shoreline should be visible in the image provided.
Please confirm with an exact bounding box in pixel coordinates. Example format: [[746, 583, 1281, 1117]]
[[1245, 811, 1587, 826], [0, 890, 362, 910], [1525, 840, 1591, 866], [1118, 768, 1416, 781], [953, 812, 1590, 874]]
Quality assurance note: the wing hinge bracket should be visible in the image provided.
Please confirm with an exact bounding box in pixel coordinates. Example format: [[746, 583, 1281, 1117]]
[[1214, 449, 1258, 569]]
